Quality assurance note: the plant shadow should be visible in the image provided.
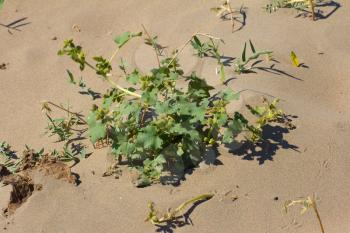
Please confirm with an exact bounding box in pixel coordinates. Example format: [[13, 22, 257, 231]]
[[154, 198, 211, 233], [78, 89, 101, 100], [0, 17, 31, 34], [295, 0, 341, 20], [160, 146, 223, 187], [226, 118, 300, 165], [249, 60, 303, 81], [315, 0, 341, 20], [220, 5, 248, 32]]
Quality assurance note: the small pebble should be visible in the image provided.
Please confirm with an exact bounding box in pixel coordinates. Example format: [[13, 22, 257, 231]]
[[0, 63, 8, 70], [274, 196, 279, 201]]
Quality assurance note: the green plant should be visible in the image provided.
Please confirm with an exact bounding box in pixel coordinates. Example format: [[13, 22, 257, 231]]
[[0, 144, 44, 173], [67, 70, 100, 100], [190, 36, 211, 58], [233, 40, 273, 74], [265, 0, 317, 20], [57, 30, 287, 186], [42, 101, 87, 163], [245, 98, 284, 142], [190, 35, 223, 63], [142, 24, 166, 67], [0, 141, 13, 158], [0, 141, 18, 172], [145, 193, 214, 224], [284, 195, 326, 233], [190, 36, 226, 82]]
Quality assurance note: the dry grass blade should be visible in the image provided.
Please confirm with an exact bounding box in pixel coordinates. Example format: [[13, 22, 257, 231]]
[[283, 195, 326, 233], [211, 0, 236, 32], [145, 193, 214, 225]]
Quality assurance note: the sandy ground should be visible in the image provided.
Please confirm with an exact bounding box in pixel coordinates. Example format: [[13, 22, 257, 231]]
[[0, 0, 349, 232]]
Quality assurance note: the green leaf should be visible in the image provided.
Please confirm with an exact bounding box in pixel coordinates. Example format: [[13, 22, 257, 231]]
[[119, 101, 141, 119], [246, 104, 266, 116], [126, 70, 140, 85], [155, 101, 170, 115], [187, 72, 214, 101], [66, 70, 76, 84], [193, 36, 202, 46], [242, 42, 247, 62], [249, 40, 256, 53], [116, 141, 136, 155], [87, 111, 106, 143], [136, 126, 163, 150], [141, 89, 158, 105], [223, 117, 245, 143], [114, 31, 142, 48], [223, 128, 234, 144], [221, 88, 239, 101], [219, 64, 225, 82], [154, 154, 166, 164], [93, 56, 112, 77]]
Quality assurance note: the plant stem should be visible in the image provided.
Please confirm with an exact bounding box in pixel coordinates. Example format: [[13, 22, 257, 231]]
[[312, 200, 325, 233], [45, 101, 87, 124], [83, 60, 141, 98], [226, 0, 235, 32], [154, 193, 214, 223], [175, 193, 214, 214], [167, 33, 222, 68], [141, 24, 161, 67], [105, 75, 141, 98], [309, 0, 315, 21], [109, 47, 120, 63]]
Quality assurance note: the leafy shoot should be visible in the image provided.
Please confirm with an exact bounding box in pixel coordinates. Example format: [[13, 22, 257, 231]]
[[234, 40, 273, 74], [245, 98, 285, 142]]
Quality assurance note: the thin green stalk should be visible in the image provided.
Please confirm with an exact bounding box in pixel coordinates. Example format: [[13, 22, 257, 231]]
[[45, 101, 87, 124], [105, 75, 141, 98], [312, 199, 325, 233], [141, 24, 161, 67], [167, 33, 222, 68], [83, 60, 141, 98], [109, 47, 120, 63]]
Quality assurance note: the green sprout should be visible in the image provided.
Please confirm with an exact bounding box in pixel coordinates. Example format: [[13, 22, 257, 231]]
[[234, 40, 273, 74]]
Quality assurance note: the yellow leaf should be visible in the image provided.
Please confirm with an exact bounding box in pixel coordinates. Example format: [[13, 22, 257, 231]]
[[290, 51, 300, 67]]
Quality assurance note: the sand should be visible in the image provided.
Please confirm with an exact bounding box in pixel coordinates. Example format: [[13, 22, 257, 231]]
[[0, 0, 349, 232]]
